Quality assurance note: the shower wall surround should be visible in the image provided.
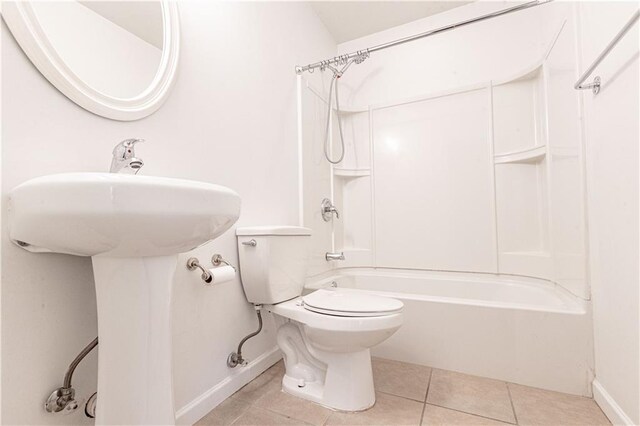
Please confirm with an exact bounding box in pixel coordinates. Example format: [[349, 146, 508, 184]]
[[301, 1, 589, 300], [300, 1, 638, 423], [1, 3, 335, 425]]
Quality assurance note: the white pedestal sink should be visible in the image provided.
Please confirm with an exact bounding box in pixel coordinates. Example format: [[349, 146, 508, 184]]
[[7, 173, 241, 425]]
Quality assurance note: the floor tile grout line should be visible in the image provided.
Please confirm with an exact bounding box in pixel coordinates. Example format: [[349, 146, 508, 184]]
[[230, 368, 287, 424], [214, 387, 261, 426], [377, 389, 427, 403], [229, 400, 253, 426], [210, 360, 603, 426], [424, 368, 434, 402], [257, 371, 321, 426], [229, 394, 263, 426], [321, 413, 331, 426], [424, 402, 517, 425], [260, 404, 317, 426], [419, 369, 434, 425], [506, 382, 519, 425], [320, 399, 334, 426]]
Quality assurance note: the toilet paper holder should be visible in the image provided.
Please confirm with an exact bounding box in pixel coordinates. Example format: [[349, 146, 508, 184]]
[[186, 254, 236, 284], [211, 254, 236, 271], [186, 257, 213, 283]]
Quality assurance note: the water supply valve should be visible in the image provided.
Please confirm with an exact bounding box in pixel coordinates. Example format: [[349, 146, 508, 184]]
[[44, 387, 80, 414]]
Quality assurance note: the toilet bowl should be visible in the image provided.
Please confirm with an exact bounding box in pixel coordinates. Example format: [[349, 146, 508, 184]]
[[269, 290, 403, 411], [236, 226, 403, 411]]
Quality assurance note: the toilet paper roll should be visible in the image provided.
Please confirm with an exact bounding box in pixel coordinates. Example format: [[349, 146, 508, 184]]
[[207, 265, 235, 285]]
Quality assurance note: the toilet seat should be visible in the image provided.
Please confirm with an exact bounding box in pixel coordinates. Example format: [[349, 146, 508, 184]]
[[302, 289, 403, 317], [268, 296, 403, 332]]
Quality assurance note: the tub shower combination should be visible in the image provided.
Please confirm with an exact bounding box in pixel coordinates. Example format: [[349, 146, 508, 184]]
[[291, 0, 617, 404]]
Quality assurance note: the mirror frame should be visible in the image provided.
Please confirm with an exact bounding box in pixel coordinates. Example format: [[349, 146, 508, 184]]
[[1, 1, 180, 121]]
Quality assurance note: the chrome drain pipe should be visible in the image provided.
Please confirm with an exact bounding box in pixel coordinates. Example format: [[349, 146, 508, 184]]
[[45, 337, 98, 414], [227, 305, 263, 368]]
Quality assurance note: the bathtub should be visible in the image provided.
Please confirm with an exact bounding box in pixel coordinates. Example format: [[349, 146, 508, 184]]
[[306, 268, 593, 396]]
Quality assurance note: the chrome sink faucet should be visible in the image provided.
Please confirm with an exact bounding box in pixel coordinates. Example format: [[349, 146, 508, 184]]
[[110, 138, 145, 174]]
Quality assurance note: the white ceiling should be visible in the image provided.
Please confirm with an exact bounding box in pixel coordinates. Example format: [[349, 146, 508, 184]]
[[79, 1, 164, 49], [310, 1, 472, 44]]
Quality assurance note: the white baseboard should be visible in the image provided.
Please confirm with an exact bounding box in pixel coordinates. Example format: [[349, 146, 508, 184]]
[[593, 379, 636, 426], [175, 347, 282, 425]]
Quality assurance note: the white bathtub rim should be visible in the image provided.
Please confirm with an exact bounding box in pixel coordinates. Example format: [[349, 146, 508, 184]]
[[321, 287, 584, 315], [305, 267, 586, 315], [309, 266, 570, 288]]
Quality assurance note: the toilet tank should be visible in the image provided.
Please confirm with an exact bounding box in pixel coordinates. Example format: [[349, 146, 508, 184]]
[[236, 226, 312, 304]]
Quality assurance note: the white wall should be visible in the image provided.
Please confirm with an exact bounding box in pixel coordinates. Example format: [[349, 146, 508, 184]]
[[0, 2, 335, 424], [578, 3, 639, 424]]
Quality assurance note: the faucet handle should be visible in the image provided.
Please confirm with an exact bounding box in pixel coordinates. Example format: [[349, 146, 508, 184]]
[[123, 138, 144, 146], [321, 198, 340, 222], [113, 138, 145, 157]]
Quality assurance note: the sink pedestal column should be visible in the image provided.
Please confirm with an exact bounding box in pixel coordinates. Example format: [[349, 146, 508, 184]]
[[92, 255, 177, 425]]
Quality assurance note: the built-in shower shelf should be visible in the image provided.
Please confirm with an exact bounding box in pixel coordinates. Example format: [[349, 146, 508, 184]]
[[333, 168, 371, 177], [494, 146, 546, 164], [333, 106, 368, 114], [501, 250, 551, 258], [493, 61, 544, 86]]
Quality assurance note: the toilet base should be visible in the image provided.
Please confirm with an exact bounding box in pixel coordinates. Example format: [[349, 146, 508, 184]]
[[275, 319, 376, 412], [281, 349, 375, 412]]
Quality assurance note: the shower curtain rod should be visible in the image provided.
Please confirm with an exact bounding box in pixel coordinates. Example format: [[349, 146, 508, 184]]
[[295, 0, 552, 75]]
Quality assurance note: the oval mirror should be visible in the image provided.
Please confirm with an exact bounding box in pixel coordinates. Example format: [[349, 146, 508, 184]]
[[1, 1, 179, 121]]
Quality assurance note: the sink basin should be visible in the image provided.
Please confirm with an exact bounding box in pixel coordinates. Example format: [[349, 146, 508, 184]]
[[7, 173, 241, 425], [8, 173, 240, 257]]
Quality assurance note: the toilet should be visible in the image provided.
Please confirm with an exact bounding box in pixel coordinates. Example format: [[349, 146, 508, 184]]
[[236, 226, 403, 411]]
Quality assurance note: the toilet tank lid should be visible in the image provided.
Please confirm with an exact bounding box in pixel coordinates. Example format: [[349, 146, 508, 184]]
[[236, 226, 312, 236]]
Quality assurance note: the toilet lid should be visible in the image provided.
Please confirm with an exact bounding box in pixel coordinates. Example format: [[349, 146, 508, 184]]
[[302, 289, 403, 317]]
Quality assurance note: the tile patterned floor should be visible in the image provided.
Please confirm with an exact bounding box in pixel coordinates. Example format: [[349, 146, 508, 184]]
[[196, 357, 611, 426]]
